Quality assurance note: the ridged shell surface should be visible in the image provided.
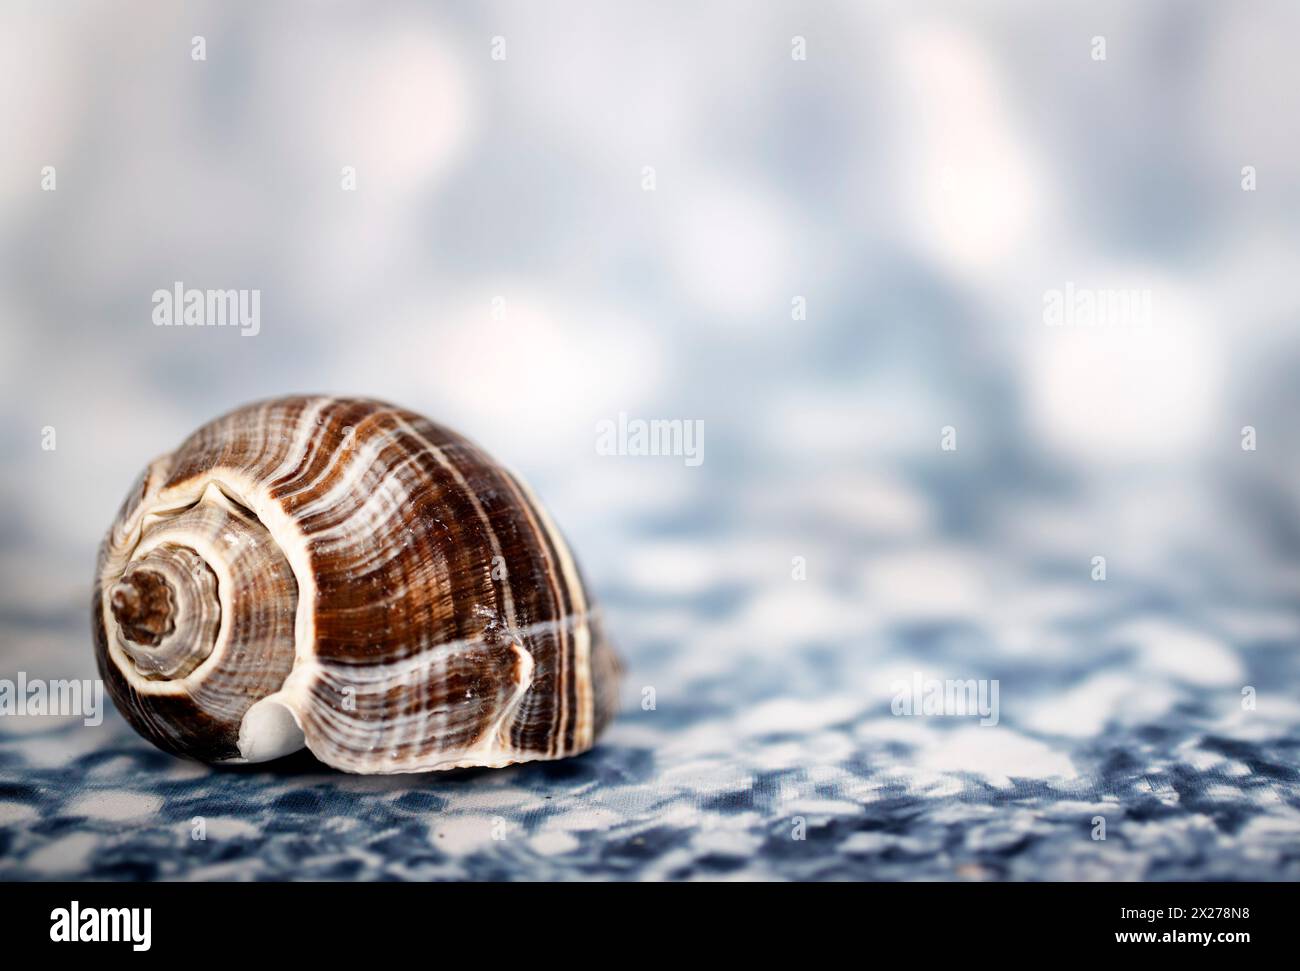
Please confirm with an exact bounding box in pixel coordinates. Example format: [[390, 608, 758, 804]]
[[92, 396, 621, 773]]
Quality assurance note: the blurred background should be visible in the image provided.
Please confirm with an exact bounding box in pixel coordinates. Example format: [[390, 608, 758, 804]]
[[2, 1, 1299, 879]]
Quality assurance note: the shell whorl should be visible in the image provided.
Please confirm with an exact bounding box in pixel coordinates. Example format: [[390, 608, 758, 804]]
[[93, 396, 621, 773]]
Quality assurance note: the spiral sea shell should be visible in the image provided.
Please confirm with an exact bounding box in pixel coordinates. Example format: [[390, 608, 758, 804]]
[[92, 396, 621, 773]]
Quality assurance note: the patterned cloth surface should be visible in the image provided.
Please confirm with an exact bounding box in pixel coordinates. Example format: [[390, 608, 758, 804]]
[[2, 467, 1298, 882]]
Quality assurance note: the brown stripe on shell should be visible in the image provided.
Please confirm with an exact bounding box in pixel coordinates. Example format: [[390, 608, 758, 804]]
[[287, 408, 559, 768], [398, 415, 578, 758], [487, 464, 579, 756]]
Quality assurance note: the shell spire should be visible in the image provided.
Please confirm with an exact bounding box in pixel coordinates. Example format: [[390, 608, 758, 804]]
[[93, 396, 621, 773]]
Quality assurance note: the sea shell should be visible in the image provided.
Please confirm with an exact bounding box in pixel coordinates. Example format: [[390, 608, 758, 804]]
[[92, 396, 621, 773]]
